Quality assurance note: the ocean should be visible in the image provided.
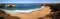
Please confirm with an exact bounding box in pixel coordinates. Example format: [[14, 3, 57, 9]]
[[1, 3, 44, 14], [16, 3, 41, 10], [1, 3, 42, 10]]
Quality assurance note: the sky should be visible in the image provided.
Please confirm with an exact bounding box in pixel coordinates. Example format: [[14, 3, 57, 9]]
[[0, 0, 60, 3]]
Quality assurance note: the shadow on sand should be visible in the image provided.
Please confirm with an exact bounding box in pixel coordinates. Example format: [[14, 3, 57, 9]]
[[0, 10, 20, 19]]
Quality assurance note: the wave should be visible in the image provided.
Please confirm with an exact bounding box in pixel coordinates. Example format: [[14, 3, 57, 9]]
[[3, 6, 44, 14]]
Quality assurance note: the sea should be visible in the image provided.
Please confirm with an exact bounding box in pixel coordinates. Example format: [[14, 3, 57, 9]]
[[1, 3, 42, 10], [1, 3, 43, 14]]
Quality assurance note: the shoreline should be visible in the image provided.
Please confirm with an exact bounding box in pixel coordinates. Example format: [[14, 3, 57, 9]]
[[2, 6, 44, 14]]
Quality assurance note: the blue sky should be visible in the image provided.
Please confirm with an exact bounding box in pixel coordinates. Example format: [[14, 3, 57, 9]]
[[0, 0, 60, 3]]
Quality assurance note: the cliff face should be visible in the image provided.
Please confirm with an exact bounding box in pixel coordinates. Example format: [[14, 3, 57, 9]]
[[47, 3, 60, 12]]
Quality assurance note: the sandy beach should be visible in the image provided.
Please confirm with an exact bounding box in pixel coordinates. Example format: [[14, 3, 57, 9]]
[[7, 6, 51, 19]]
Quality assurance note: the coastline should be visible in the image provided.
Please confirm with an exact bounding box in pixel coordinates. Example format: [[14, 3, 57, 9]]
[[3, 6, 44, 14]]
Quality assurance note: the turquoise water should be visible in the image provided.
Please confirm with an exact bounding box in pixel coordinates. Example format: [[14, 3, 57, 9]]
[[1, 3, 42, 10]]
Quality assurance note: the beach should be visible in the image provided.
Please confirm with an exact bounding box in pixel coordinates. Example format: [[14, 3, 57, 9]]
[[6, 6, 51, 19], [0, 3, 51, 19]]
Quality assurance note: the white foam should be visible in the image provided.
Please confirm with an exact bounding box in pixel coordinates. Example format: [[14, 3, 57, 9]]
[[3, 6, 44, 14]]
